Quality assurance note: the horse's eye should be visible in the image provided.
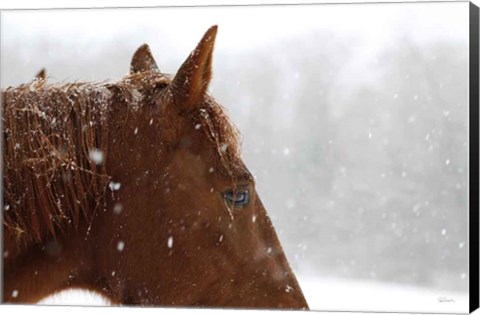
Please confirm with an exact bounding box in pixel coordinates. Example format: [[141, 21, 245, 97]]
[[223, 188, 250, 207]]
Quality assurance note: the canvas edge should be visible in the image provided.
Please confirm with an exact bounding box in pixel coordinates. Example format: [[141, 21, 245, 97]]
[[469, 1, 480, 314], [0, 1, 476, 313], [0, 9, 4, 305]]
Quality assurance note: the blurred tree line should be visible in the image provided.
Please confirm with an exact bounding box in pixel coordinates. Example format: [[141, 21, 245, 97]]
[[212, 32, 469, 291]]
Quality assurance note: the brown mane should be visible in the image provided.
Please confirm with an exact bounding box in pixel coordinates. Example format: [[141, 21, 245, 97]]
[[2, 70, 241, 247], [3, 76, 112, 246], [196, 96, 242, 179]]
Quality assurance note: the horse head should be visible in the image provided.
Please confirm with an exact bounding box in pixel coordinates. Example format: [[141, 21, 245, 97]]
[[2, 26, 308, 310]]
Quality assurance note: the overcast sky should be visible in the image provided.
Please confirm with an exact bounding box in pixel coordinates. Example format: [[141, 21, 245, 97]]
[[1, 2, 468, 86]]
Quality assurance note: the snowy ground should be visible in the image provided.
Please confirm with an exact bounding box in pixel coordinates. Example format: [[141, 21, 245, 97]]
[[38, 276, 468, 313], [297, 275, 468, 313]]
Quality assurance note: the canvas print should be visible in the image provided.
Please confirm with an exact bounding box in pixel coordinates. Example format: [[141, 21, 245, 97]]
[[1, 2, 477, 313]]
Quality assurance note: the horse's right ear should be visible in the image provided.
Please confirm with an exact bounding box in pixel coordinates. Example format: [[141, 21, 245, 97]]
[[170, 25, 217, 113], [130, 44, 159, 74]]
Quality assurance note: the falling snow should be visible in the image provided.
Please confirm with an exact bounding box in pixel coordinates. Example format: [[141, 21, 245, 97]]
[[88, 149, 104, 165], [220, 143, 228, 153], [117, 241, 125, 252], [113, 203, 123, 215], [109, 181, 121, 191], [167, 236, 173, 249]]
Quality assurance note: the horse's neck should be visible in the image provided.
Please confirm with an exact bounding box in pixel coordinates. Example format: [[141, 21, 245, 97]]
[[3, 225, 100, 303], [2, 86, 117, 304]]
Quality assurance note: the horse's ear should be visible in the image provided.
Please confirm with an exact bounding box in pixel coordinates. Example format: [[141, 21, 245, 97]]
[[130, 44, 159, 74], [35, 68, 46, 80], [171, 25, 217, 112]]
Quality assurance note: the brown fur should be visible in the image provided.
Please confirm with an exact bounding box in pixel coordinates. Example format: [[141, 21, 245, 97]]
[[2, 26, 309, 309]]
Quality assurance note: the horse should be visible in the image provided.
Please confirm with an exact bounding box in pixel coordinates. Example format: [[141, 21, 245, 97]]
[[2, 26, 309, 309]]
